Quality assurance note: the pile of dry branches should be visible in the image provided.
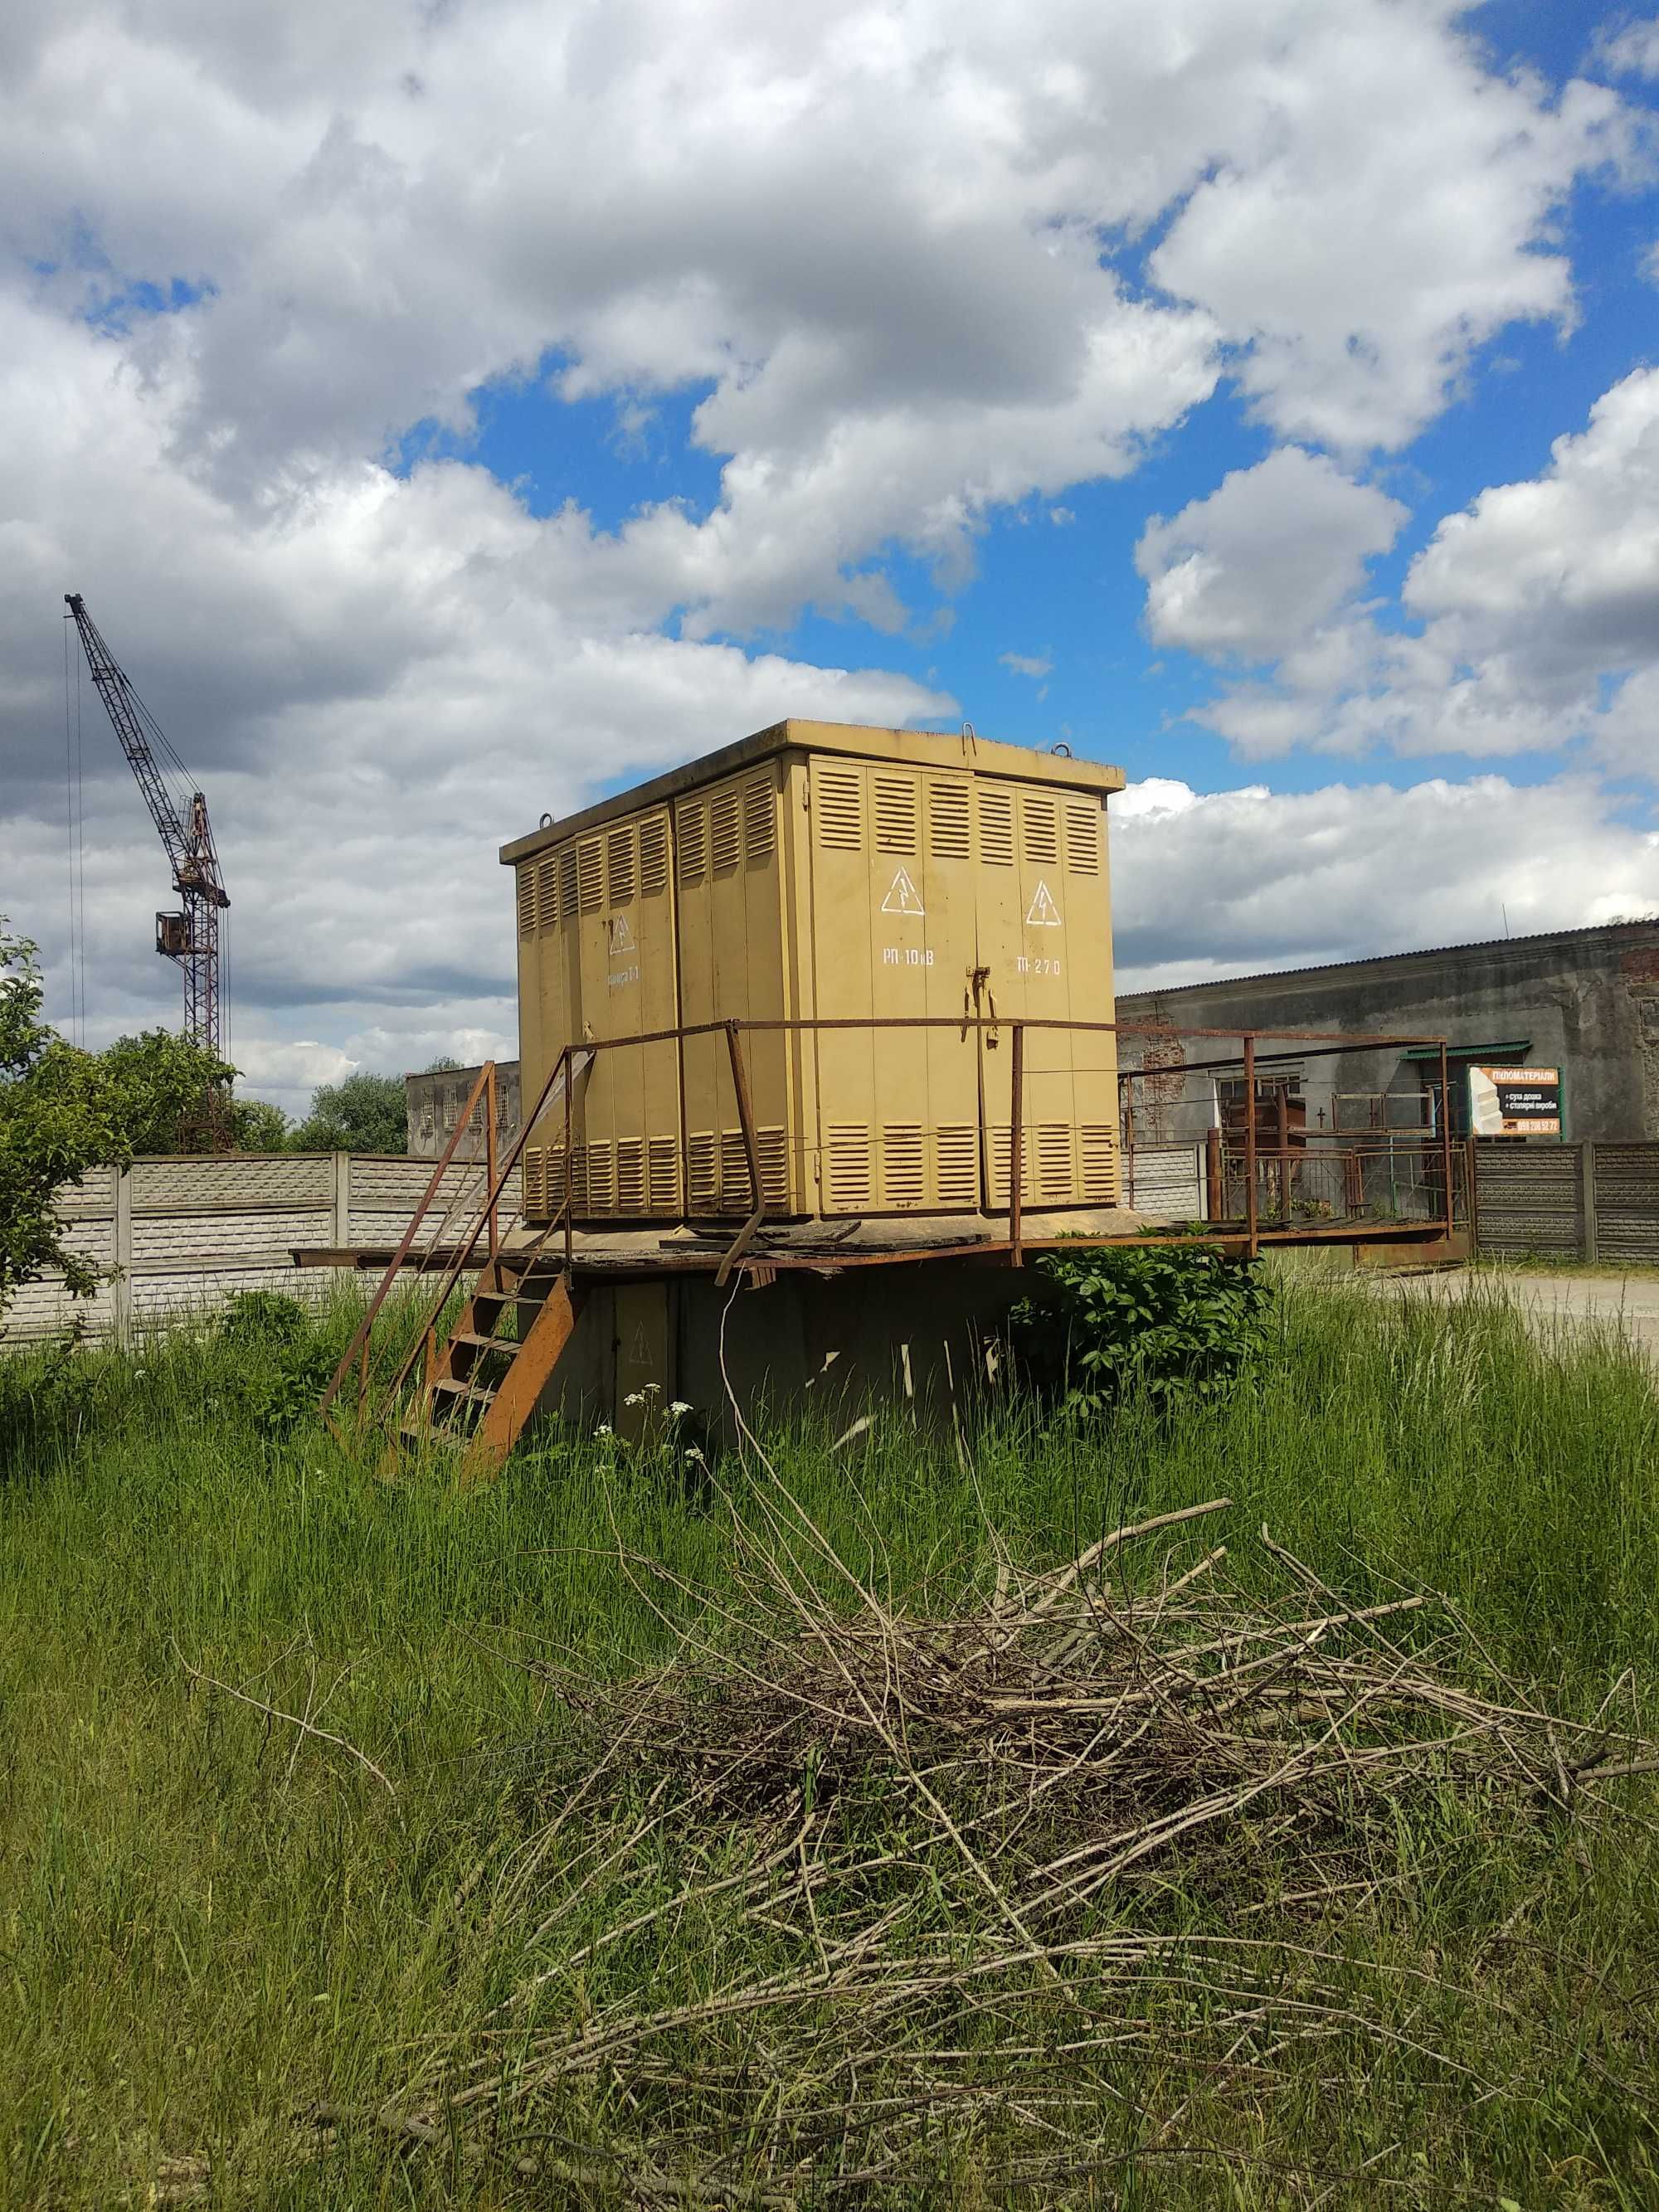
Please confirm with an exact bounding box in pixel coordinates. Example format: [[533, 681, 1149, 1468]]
[[422, 1493, 1656, 2204]]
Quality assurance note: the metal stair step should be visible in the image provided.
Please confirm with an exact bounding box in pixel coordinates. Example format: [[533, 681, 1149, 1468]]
[[431, 1377, 499, 1405], [400, 1421, 465, 1447], [447, 1330, 518, 1354]]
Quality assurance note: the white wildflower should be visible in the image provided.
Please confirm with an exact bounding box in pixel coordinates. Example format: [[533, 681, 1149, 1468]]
[[595, 1422, 612, 1437], [667, 1399, 693, 1418], [622, 1391, 645, 1407]]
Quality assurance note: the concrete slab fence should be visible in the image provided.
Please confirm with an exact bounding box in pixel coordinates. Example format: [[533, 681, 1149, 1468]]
[[1472, 1141, 1659, 1265], [2, 1153, 522, 1346]]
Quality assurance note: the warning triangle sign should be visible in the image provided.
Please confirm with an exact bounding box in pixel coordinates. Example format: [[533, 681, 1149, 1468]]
[[880, 867, 926, 916], [609, 913, 637, 953], [629, 1320, 650, 1362], [1025, 879, 1063, 927]]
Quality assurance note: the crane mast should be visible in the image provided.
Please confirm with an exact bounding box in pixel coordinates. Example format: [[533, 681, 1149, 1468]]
[[64, 593, 231, 1059]]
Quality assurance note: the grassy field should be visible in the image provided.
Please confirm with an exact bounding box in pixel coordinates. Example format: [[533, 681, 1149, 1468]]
[[2, 1278, 1658, 2207]]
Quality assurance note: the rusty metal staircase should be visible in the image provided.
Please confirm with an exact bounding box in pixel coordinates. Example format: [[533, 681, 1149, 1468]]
[[319, 1057, 585, 1485], [399, 1244, 581, 1477]]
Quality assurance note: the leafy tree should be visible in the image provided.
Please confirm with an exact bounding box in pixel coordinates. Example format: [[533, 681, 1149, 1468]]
[[229, 1096, 292, 1152], [424, 1054, 464, 1072], [0, 925, 125, 1315], [292, 1070, 408, 1155], [94, 1028, 237, 1154]]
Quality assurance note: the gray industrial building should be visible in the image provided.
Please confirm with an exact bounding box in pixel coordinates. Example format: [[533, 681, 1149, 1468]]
[[405, 1061, 523, 1161], [1117, 920, 1659, 1147]]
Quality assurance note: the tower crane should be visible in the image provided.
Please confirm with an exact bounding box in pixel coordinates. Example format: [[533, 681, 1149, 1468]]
[[64, 593, 231, 1060]]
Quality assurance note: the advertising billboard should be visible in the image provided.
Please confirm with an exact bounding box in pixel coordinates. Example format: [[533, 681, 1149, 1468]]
[[1467, 1065, 1562, 1138]]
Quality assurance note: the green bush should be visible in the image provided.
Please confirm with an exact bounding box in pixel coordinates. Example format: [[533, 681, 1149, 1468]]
[[1009, 1242, 1272, 1416], [218, 1290, 309, 1349]]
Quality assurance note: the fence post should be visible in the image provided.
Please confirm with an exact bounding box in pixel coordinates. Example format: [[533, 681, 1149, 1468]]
[[333, 1150, 352, 1253], [1243, 1033, 1258, 1260], [112, 1164, 133, 1348], [1580, 1140, 1598, 1266]]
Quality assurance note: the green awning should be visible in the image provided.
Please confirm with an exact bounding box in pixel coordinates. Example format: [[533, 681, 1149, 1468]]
[[1401, 1039, 1530, 1062]]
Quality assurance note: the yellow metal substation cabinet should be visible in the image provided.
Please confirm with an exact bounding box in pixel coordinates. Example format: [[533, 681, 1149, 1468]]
[[500, 722, 1126, 1225]]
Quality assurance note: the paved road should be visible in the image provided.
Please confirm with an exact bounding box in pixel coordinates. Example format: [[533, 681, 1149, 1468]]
[[1370, 1266, 1659, 1363]]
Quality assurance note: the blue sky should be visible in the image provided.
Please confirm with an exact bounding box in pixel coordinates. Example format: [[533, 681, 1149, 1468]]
[[2, 0, 1658, 1108]]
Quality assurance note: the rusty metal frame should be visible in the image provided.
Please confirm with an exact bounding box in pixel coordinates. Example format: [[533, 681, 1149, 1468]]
[[328, 1045, 586, 1445], [319, 1057, 496, 1432], [526, 1014, 1459, 1282], [322, 1019, 1464, 1423]]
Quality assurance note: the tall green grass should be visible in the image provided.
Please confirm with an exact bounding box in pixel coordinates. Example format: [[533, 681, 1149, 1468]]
[[2, 1277, 1657, 2205]]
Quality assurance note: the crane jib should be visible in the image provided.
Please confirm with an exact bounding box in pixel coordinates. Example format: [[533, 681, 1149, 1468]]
[[64, 591, 231, 1061]]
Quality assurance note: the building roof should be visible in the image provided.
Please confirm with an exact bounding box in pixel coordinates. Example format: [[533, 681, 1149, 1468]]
[[1118, 918, 1658, 1002], [501, 719, 1126, 866]]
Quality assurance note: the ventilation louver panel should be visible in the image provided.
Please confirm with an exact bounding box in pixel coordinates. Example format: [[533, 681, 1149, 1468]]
[[640, 815, 669, 897], [881, 1124, 926, 1208], [816, 767, 864, 849], [523, 1145, 546, 1214], [517, 867, 538, 937], [1080, 1126, 1117, 1205], [1022, 795, 1060, 867], [1035, 1124, 1075, 1203], [686, 1134, 719, 1213], [1064, 802, 1100, 874], [558, 849, 579, 919], [648, 1135, 681, 1213], [976, 789, 1015, 867], [826, 1125, 873, 1212], [615, 1138, 646, 1213], [607, 828, 636, 907], [756, 1127, 790, 1208], [742, 776, 776, 863], [927, 781, 971, 860], [584, 1141, 615, 1214], [676, 799, 708, 882], [577, 839, 604, 913], [873, 774, 918, 855], [720, 1130, 755, 1209], [536, 855, 559, 931], [934, 1125, 979, 1210], [711, 788, 742, 874]]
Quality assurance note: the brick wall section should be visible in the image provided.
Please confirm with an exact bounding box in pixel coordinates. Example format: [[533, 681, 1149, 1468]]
[[1, 1153, 523, 1345]]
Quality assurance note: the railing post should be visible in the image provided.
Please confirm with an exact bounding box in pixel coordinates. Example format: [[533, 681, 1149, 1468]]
[[1438, 1041, 1454, 1242], [1581, 1140, 1598, 1265], [332, 1150, 351, 1253], [1243, 1033, 1258, 1260], [485, 1062, 499, 1263], [715, 1023, 766, 1287], [112, 1163, 133, 1349], [563, 1045, 574, 1274], [1009, 1022, 1025, 1267], [1204, 1124, 1222, 1223]]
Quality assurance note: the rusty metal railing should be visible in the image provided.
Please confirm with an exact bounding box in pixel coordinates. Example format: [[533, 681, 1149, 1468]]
[[319, 1049, 583, 1444], [511, 1015, 1462, 1274]]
